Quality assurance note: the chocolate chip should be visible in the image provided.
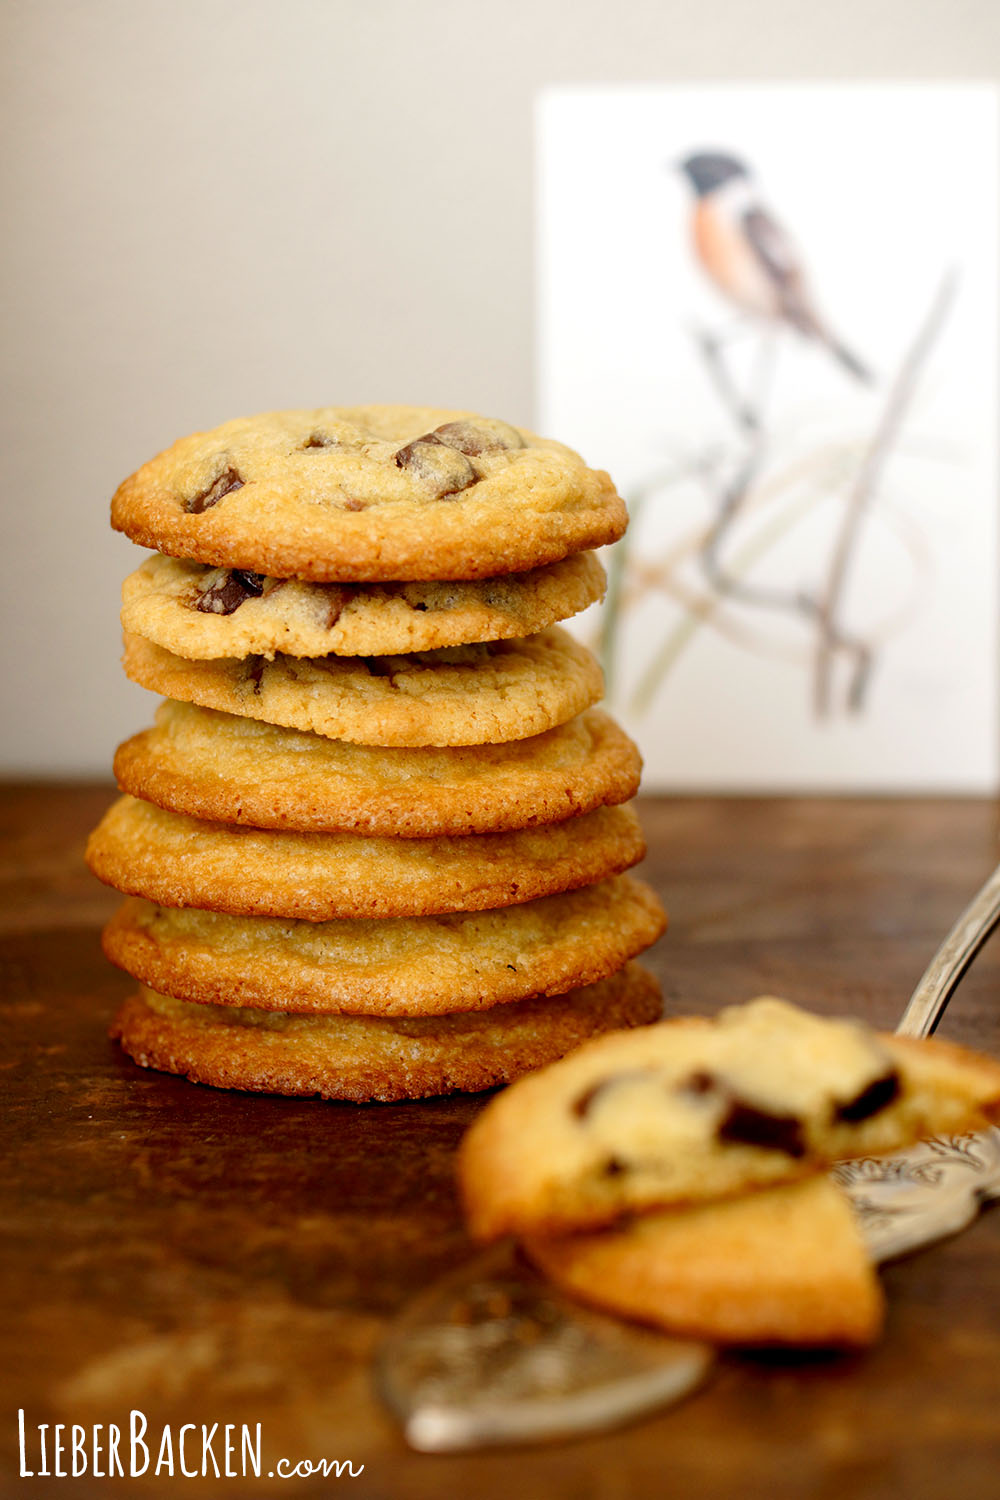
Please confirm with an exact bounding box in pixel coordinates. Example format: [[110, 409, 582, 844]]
[[302, 433, 336, 449], [682, 1069, 716, 1096], [679, 1071, 806, 1156], [243, 656, 265, 694], [323, 585, 352, 630], [834, 1070, 901, 1124], [185, 466, 244, 514], [362, 658, 395, 679], [602, 1156, 627, 1177], [393, 437, 477, 497], [572, 1084, 602, 1120], [430, 419, 525, 456], [572, 1067, 806, 1159], [194, 569, 266, 616], [718, 1099, 806, 1157]]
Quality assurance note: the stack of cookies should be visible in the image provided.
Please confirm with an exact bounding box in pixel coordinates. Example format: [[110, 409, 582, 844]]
[[86, 405, 667, 1102]]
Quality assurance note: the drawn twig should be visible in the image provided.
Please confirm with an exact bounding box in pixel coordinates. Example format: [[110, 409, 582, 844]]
[[697, 329, 793, 608], [621, 465, 934, 716], [692, 324, 877, 691], [814, 270, 958, 715], [601, 453, 720, 700], [693, 326, 762, 432], [631, 486, 826, 716], [604, 280, 953, 720]]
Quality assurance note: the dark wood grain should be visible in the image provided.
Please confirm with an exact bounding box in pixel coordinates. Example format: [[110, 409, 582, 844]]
[[2, 784, 999, 1498]]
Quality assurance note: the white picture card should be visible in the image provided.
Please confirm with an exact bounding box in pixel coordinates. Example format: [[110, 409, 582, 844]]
[[537, 84, 999, 792]]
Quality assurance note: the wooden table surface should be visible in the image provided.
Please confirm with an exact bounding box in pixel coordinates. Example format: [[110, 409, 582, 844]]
[[2, 784, 999, 1498]]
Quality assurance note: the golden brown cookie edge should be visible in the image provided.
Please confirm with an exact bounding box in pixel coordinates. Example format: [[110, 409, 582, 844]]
[[100, 877, 668, 1017], [109, 963, 662, 1102], [85, 796, 647, 920], [111, 707, 643, 836]]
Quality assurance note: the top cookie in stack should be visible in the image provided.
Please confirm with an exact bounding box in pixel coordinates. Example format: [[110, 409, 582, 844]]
[[89, 405, 667, 1101], [110, 405, 625, 582]]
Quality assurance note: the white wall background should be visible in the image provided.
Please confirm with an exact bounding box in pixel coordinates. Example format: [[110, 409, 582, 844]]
[[2, 0, 999, 775]]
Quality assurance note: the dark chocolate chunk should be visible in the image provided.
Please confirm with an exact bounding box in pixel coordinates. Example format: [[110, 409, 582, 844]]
[[572, 1082, 603, 1120], [834, 1070, 901, 1124], [431, 419, 525, 456], [324, 585, 352, 630], [718, 1099, 806, 1157], [193, 569, 266, 616], [185, 466, 244, 514], [393, 436, 477, 497], [682, 1069, 716, 1096], [362, 658, 396, 680]]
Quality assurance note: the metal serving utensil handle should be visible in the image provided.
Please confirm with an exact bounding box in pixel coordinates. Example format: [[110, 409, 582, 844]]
[[895, 859, 1000, 1040], [855, 857, 1000, 1264]]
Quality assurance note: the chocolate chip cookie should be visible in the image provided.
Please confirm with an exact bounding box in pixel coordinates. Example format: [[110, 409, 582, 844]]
[[121, 551, 605, 659], [524, 1176, 884, 1348], [121, 626, 603, 747], [110, 406, 627, 581], [86, 795, 645, 919], [459, 997, 1000, 1242], [113, 702, 643, 837], [101, 875, 666, 1018], [109, 964, 663, 1103]]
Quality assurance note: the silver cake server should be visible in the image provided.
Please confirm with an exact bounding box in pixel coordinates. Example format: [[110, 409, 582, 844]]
[[376, 858, 1000, 1451], [838, 854, 1000, 1262]]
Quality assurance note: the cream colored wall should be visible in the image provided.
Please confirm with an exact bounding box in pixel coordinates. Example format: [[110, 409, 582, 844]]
[[2, 0, 997, 773]]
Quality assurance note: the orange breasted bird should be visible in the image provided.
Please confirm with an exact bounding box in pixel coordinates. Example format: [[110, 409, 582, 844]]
[[679, 151, 871, 382]]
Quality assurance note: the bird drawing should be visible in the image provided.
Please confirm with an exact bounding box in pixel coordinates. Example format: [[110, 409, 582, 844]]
[[679, 151, 871, 382]]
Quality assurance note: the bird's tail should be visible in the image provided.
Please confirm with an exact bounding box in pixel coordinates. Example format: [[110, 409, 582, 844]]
[[825, 336, 872, 384], [790, 306, 874, 384]]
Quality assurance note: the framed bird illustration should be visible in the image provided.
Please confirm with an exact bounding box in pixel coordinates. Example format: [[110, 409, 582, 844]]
[[537, 82, 999, 794]]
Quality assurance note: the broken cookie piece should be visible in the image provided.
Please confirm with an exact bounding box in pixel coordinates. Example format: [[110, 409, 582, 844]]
[[459, 996, 1000, 1242], [525, 1175, 885, 1348]]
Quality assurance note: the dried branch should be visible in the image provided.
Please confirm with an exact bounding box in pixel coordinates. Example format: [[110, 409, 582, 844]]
[[814, 270, 958, 716], [599, 456, 714, 699], [630, 487, 822, 715], [692, 327, 760, 432], [692, 322, 879, 713]]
